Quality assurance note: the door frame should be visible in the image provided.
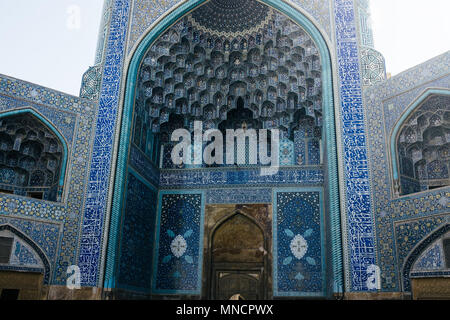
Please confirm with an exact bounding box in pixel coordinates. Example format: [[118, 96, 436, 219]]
[[205, 211, 270, 300]]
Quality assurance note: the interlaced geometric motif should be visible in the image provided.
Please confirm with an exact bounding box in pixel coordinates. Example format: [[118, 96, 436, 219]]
[[360, 48, 386, 87]]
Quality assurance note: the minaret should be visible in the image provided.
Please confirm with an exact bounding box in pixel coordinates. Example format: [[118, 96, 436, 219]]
[[356, 0, 387, 87], [94, 0, 114, 65], [356, 0, 375, 48], [80, 0, 113, 99]]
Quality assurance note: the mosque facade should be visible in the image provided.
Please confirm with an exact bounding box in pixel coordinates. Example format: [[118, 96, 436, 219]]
[[0, 0, 449, 300]]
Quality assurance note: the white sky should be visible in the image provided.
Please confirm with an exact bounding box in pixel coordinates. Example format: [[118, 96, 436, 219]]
[[0, 0, 448, 96], [0, 0, 104, 96], [370, 0, 450, 76]]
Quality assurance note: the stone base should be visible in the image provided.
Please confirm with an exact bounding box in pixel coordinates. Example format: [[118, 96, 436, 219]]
[[0, 270, 104, 300], [0, 271, 44, 300], [103, 288, 151, 300], [46, 286, 102, 300], [411, 277, 450, 300], [344, 292, 410, 300]]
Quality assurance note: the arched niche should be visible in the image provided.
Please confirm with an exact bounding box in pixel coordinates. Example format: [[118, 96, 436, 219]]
[[107, 0, 343, 297], [212, 213, 265, 264], [391, 90, 450, 196], [210, 212, 267, 300], [0, 224, 51, 284], [133, 7, 325, 169], [0, 109, 68, 202], [402, 224, 450, 294]]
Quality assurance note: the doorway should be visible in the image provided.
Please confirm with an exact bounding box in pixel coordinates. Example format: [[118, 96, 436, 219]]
[[0, 271, 44, 300], [215, 271, 261, 300], [209, 212, 268, 300]]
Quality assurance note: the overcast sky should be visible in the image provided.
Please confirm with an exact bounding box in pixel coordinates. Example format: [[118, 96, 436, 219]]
[[371, 0, 450, 76], [0, 0, 448, 96]]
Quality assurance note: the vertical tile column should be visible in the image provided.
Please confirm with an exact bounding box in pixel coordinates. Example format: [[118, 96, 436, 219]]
[[78, 0, 131, 286], [334, 0, 376, 291]]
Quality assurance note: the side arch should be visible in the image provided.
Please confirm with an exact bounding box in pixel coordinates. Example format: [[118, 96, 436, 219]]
[[389, 88, 450, 196], [106, 0, 343, 295], [0, 107, 69, 200], [0, 224, 52, 284], [402, 223, 450, 292]]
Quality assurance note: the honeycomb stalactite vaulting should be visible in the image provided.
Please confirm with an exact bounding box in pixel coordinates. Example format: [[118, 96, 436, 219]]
[[133, 8, 324, 168], [0, 114, 64, 201], [397, 95, 450, 195]]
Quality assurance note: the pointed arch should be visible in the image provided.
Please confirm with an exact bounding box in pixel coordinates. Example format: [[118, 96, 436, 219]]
[[0, 224, 51, 284], [390, 89, 450, 196], [107, 0, 343, 295], [208, 210, 268, 299], [402, 223, 450, 292], [0, 108, 69, 201], [210, 210, 266, 250]]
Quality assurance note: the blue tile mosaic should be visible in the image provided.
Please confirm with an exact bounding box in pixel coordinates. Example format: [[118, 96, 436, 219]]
[[307, 139, 321, 165], [160, 168, 324, 188], [0, 73, 98, 286], [79, 0, 131, 286], [95, 0, 340, 292], [0, 222, 57, 283], [294, 131, 307, 165], [117, 172, 157, 292], [395, 215, 449, 291], [2, 0, 445, 296], [153, 191, 204, 294], [273, 189, 325, 296], [0, 94, 76, 146], [129, 145, 160, 188], [364, 52, 450, 291], [279, 139, 294, 166], [104, 0, 345, 297], [127, 0, 332, 55], [413, 242, 444, 271], [9, 240, 43, 268], [333, 0, 376, 291], [206, 188, 272, 204]]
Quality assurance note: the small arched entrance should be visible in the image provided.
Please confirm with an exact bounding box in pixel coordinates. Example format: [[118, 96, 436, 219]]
[[402, 224, 450, 299], [209, 213, 267, 300], [0, 225, 50, 300]]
